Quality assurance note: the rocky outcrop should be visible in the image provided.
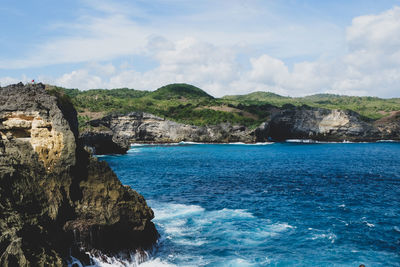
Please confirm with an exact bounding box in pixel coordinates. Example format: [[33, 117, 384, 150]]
[[373, 111, 400, 140], [258, 106, 381, 142], [0, 83, 158, 266], [82, 112, 255, 153]]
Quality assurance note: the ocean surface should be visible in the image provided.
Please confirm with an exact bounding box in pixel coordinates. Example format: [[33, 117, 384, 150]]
[[98, 142, 400, 267]]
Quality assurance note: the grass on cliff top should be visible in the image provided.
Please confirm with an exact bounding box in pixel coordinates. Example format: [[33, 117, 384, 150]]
[[223, 92, 400, 120], [56, 83, 400, 129]]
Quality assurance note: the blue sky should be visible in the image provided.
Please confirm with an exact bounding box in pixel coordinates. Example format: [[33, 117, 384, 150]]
[[1, 0, 400, 97]]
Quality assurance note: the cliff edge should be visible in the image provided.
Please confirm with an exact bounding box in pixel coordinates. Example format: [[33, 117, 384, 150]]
[[0, 83, 158, 266]]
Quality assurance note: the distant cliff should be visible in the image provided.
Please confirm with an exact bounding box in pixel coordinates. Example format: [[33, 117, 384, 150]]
[[81, 106, 399, 154], [0, 83, 158, 266], [258, 106, 383, 142]]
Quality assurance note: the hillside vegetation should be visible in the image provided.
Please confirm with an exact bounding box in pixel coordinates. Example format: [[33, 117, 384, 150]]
[[46, 84, 400, 128]]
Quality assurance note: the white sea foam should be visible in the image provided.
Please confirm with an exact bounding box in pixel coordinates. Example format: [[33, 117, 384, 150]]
[[364, 221, 375, 228], [127, 148, 141, 153], [131, 143, 182, 147], [152, 203, 205, 220], [151, 200, 295, 251], [310, 233, 337, 243], [174, 239, 207, 246], [210, 208, 255, 219], [71, 201, 296, 267], [88, 256, 177, 267], [228, 142, 274, 145], [138, 258, 178, 267], [68, 249, 174, 267], [131, 141, 274, 147], [223, 258, 257, 267], [285, 139, 316, 143], [130, 143, 147, 147], [268, 222, 295, 232], [178, 141, 200, 145]]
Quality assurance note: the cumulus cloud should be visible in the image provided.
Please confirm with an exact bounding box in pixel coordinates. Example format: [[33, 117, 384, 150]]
[[1, 4, 400, 97], [56, 70, 103, 89]]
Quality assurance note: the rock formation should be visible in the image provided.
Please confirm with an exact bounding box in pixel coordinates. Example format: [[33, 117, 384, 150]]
[[82, 105, 400, 154], [0, 83, 158, 266], [259, 106, 381, 142], [81, 112, 254, 153], [373, 111, 400, 140]]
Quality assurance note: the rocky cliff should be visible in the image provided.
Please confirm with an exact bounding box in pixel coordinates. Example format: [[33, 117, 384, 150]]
[[81, 112, 254, 153], [0, 83, 158, 266], [259, 106, 381, 142], [82, 105, 399, 154]]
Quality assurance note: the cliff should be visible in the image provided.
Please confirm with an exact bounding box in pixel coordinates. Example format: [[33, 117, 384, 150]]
[[82, 105, 399, 154], [260, 106, 381, 142], [81, 112, 254, 153], [0, 83, 158, 266]]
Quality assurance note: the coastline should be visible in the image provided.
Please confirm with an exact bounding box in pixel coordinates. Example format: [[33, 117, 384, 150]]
[[129, 139, 400, 146]]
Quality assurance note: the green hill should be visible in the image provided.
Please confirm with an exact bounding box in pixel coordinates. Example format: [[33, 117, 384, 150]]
[[150, 83, 214, 100], [223, 91, 287, 101]]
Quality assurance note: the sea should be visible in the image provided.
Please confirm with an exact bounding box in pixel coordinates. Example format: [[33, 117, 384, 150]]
[[93, 142, 400, 266]]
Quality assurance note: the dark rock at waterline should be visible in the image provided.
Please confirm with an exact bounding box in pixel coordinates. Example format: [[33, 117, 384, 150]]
[[80, 130, 130, 154], [0, 83, 158, 266]]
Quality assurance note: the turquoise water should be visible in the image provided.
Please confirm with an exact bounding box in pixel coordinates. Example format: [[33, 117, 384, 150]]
[[101, 143, 400, 266]]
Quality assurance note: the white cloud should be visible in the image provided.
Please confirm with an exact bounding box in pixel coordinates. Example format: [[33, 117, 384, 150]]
[[249, 55, 289, 85], [1, 3, 400, 97], [0, 76, 23, 87], [55, 69, 103, 89]]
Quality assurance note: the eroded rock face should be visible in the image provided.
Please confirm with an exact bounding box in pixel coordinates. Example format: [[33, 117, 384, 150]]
[[0, 83, 158, 266], [82, 112, 255, 153], [373, 111, 400, 140], [82, 105, 400, 154], [1, 111, 68, 170], [260, 106, 379, 142]]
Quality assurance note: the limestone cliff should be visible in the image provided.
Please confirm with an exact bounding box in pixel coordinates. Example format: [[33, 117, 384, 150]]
[[81, 105, 399, 154], [260, 106, 381, 142], [0, 83, 158, 266], [81, 112, 254, 153]]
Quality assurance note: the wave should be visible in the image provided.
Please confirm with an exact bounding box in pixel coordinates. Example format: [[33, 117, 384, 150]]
[[68, 201, 294, 266], [127, 148, 141, 153], [285, 139, 317, 143], [226, 142, 274, 145], [130, 143, 182, 147], [67, 247, 174, 267], [309, 233, 337, 243], [284, 139, 390, 144], [307, 228, 337, 244], [88, 252, 177, 267], [147, 201, 295, 265]]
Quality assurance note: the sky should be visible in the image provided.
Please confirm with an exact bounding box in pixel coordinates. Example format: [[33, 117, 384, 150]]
[[1, 0, 400, 97]]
